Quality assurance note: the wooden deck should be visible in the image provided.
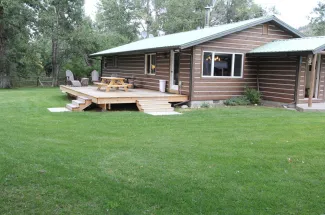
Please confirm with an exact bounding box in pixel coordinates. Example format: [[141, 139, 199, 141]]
[[60, 85, 188, 105]]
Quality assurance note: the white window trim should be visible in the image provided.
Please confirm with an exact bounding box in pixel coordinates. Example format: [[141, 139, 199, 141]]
[[201, 51, 244, 78], [145, 53, 156, 75]]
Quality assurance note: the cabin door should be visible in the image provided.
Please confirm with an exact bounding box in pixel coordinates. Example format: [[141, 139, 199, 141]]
[[170, 50, 180, 91]]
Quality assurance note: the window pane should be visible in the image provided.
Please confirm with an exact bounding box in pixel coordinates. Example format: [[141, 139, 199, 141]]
[[214, 54, 232, 76], [234, 54, 243, 77], [203, 52, 212, 76], [151, 55, 156, 74], [146, 55, 150, 74]]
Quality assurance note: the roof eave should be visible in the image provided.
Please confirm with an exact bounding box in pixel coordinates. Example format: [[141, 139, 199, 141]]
[[313, 44, 325, 54], [247, 51, 313, 57], [89, 46, 181, 57]]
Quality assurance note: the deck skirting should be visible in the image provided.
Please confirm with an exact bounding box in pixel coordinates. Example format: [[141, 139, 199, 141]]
[[60, 85, 188, 105]]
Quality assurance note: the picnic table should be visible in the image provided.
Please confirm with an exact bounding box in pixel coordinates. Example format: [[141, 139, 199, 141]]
[[95, 77, 131, 92]]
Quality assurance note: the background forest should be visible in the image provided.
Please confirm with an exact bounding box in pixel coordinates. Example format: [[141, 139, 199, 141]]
[[0, 0, 324, 88]]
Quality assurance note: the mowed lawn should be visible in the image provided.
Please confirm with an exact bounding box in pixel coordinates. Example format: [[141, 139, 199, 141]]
[[1, 88, 325, 215]]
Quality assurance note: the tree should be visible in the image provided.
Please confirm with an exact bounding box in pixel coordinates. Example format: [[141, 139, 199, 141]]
[[309, 1, 325, 36], [157, 0, 210, 34], [146, 0, 272, 35], [96, 0, 139, 42], [211, 0, 268, 25], [37, 0, 84, 86], [0, 0, 38, 88]]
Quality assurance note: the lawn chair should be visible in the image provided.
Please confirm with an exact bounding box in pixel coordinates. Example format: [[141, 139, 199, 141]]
[[66, 70, 81, 87], [91, 70, 99, 83]]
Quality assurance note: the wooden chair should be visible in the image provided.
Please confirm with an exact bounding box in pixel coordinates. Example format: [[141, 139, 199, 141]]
[[65, 70, 82, 87], [91, 70, 99, 83]]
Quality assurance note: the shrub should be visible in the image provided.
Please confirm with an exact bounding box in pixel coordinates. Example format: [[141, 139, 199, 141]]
[[224, 87, 262, 106], [224, 96, 251, 106], [244, 86, 261, 105]]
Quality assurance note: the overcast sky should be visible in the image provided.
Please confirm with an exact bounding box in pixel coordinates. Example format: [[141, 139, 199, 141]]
[[84, 0, 319, 28]]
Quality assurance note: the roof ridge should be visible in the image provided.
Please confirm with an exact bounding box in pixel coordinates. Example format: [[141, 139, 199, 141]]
[[96, 16, 273, 50], [139, 15, 274, 41], [90, 15, 304, 57], [210, 15, 273, 28], [274, 36, 325, 42]]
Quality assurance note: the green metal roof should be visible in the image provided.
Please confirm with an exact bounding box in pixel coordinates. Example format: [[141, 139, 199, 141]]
[[90, 15, 304, 57], [250, 36, 325, 54]]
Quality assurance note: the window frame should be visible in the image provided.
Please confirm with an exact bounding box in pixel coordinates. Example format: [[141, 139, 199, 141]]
[[201, 51, 244, 78], [112, 56, 118, 68], [144, 53, 157, 75]]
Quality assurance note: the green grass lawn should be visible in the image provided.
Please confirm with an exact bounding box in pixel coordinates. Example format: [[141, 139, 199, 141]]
[[1, 88, 325, 215]]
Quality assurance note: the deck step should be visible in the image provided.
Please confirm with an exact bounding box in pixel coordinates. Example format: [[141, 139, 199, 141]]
[[141, 104, 171, 109], [78, 96, 92, 101], [72, 100, 85, 106], [144, 108, 174, 112], [137, 101, 170, 105], [66, 104, 79, 111], [66, 96, 93, 112], [136, 99, 174, 113]]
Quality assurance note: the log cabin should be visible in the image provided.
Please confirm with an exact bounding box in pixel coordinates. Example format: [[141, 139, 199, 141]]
[[89, 15, 325, 109]]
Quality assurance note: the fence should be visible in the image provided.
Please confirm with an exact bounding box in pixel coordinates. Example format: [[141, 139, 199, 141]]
[[10, 76, 66, 88]]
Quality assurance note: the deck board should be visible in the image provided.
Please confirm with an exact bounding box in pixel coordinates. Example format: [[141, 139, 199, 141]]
[[60, 85, 188, 104]]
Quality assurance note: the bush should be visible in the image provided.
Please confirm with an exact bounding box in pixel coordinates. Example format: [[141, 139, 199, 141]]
[[224, 96, 251, 106], [244, 86, 261, 105], [224, 87, 262, 106]]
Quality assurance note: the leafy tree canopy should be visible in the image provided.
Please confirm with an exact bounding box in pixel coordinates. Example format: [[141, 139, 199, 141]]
[[309, 1, 325, 36]]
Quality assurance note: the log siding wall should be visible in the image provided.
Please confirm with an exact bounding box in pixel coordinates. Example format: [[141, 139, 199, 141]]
[[297, 55, 325, 104], [101, 21, 300, 102], [257, 56, 298, 103], [102, 51, 191, 95], [191, 21, 297, 102], [178, 49, 192, 95], [103, 53, 169, 91]]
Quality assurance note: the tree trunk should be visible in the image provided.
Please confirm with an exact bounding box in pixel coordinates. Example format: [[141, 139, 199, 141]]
[[51, 38, 59, 87], [51, 6, 60, 87], [0, 6, 11, 88]]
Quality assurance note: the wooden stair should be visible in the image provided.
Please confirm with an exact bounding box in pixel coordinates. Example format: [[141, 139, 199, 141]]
[[66, 96, 92, 112], [136, 98, 174, 113]]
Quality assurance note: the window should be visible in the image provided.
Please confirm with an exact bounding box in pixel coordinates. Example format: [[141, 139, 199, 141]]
[[145, 53, 156, 75], [112, 56, 118, 68], [202, 52, 243, 78], [104, 56, 117, 68]]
